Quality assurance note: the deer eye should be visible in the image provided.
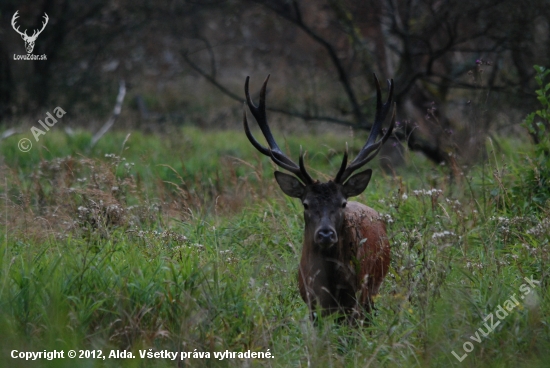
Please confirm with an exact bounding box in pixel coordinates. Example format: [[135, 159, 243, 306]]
[[341, 201, 347, 208], [303, 202, 309, 210]]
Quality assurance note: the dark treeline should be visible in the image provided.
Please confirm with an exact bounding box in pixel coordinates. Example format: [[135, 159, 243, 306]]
[[1, 0, 549, 164]]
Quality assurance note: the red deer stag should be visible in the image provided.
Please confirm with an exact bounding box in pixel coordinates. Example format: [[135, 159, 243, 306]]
[[243, 75, 395, 323]]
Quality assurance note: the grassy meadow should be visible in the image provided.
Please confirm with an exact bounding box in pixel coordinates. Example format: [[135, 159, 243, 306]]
[[0, 125, 548, 367]]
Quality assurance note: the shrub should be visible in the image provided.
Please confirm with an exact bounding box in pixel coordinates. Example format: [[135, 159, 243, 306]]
[[514, 65, 550, 208]]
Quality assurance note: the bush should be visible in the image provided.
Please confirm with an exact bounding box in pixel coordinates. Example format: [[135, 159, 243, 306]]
[[514, 65, 550, 208]]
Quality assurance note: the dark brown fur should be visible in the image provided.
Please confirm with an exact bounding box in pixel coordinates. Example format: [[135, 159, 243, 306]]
[[298, 201, 390, 321]]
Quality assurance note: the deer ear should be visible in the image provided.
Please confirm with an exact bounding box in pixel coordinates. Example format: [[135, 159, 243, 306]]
[[342, 169, 372, 198], [274, 171, 305, 198]]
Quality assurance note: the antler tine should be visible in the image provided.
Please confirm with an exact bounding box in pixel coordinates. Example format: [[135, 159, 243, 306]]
[[343, 104, 396, 173], [11, 11, 27, 37], [245, 75, 292, 166], [268, 148, 312, 184], [299, 146, 314, 184], [245, 75, 279, 153], [334, 142, 349, 183], [335, 75, 395, 184], [34, 13, 49, 36], [243, 103, 270, 156], [366, 75, 394, 149], [243, 76, 314, 184]]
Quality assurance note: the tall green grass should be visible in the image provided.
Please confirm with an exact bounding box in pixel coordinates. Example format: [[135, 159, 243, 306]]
[[0, 126, 548, 367]]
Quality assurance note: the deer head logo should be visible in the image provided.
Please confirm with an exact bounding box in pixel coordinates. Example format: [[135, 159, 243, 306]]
[[11, 11, 49, 54]]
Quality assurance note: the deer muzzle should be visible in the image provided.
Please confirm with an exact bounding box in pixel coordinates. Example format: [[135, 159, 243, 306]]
[[315, 226, 338, 246]]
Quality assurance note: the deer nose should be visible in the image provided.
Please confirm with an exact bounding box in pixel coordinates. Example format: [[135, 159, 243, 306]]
[[316, 228, 337, 245]]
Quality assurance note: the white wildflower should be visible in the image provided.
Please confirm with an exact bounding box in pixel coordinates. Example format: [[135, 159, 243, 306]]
[[432, 231, 455, 239]]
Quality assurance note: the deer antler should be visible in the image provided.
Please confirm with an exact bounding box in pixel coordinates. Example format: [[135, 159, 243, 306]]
[[243, 75, 314, 185], [30, 13, 49, 40], [11, 11, 48, 40], [334, 74, 396, 184], [30, 13, 50, 40], [11, 11, 27, 38]]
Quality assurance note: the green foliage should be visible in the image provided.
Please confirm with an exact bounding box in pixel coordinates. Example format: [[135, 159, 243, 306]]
[[515, 65, 550, 208], [525, 66, 550, 134]]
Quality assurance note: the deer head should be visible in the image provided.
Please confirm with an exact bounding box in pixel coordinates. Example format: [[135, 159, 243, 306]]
[[243, 75, 395, 249], [11, 11, 49, 54]]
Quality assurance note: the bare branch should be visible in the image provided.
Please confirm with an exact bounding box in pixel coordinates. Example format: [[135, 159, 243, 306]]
[[90, 80, 126, 149], [253, 0, 366, 125], [181, 48, 359, 127]]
